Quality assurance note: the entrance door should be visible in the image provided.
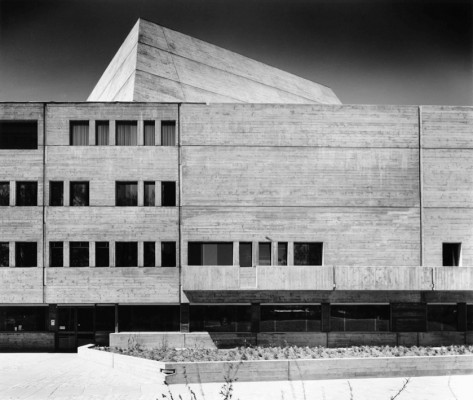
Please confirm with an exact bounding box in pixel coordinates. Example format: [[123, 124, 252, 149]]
[[56, 306, 95, 351]]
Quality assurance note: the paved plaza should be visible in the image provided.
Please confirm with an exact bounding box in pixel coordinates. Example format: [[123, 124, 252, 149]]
[[0, 353, 472, 400]]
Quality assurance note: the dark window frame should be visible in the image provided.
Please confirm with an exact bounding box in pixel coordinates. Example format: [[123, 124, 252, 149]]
[[116, 181, 138, 206], [294, 242, 323, 266], [161, 120, 176, 146], [95, 242, 109, 267], [144, 121, 155, 146], [0, 182, 10, 206], [161, 242, 176, 267], [16, 181, 38, 206], [69, 121, 90, 146], [188, 242, 233, 266], [49, 181, 64, 206], [49, 242, 64, 267], [0, 121, 38, 150], [443, 243, 461, 267], [0, 242, 9, 267], [15, 242, 37, 267], [239, 242, 252, 268], [95, 121, 109, 146], [70, 181, 89, 206], [69, 242, 89, 267], [144, 181, 155, 207], [115, 242, 138, 267], [161, 181, 176, 207]]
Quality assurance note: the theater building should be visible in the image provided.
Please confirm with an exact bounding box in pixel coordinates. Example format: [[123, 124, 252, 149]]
[[1, 19, 472, 351]]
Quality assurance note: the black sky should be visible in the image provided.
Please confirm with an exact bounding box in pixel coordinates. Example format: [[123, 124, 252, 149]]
[[0, 0, 471, 105]]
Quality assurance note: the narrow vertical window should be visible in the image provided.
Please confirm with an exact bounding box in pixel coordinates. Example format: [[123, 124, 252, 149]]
[[161, 181, 176, 206], [116, 182, 138, 206], [70, 242, 89, 267], [161, 121, 176, 146], [15, 242, 37, 267], [70, 182, 89, 206], [0, 242, 9, 267], [144, 182, 155, 206], [239, 242, 252, 268], [294, 242, 323, 266], [49, 181, 63, 206], [95, 242, 109, 267], [96, 121, 109, 145], [278, 242, 288, 266], [116, 242, 137, 267], [258, 242, 271, 266], [144, 121, 155, 146], [70, 121, 89, 145], [0, 182, 9, 206], [443, 243, 461, 266], [16, 182, 37, 206], [144, 242, 155, 267], [161, 242, 176, 267], [49, 242, 63, 267], [116, 121, 137, 145]]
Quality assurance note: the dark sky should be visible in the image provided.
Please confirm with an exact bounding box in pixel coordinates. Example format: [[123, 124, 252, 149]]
[[0, 0, 471, 105]]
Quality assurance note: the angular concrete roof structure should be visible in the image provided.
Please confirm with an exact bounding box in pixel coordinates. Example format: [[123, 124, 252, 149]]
[[88, 19, 341, 104]]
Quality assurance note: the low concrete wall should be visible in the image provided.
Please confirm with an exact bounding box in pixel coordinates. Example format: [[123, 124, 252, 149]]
[[78, 345, 473, 385], [0, 332, 55, 351], [110, 331, 472, 350]]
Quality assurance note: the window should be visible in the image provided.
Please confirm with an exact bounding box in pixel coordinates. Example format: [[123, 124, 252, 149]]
[[116, 121, 137, 145], [261, 305, 321, 332], [15, 242, 37, 267], [70, 121, 89, 145], [427, 304, 457, 331], [0, 121, 37, 149], [239, 242, 252, 268], [70, 182, 89, 206], [144, 182, 155, 206], [49, 181, 63, 206], [443, 243, 461, 266], [70, 242, 89, 267], [0, 306, 47, 331], [190, 306, 251, 332], [161, 121, 176, 146], [330, 305, 390, 332], [161, 181, 176, 206], [116, 182, 137, 206], [278, 242, 287, 266], [161, 242, 176, 267], [467, 305, 473, 331], [144, 121, 155, 146], [96, 121, 109, 145], [144, 242, 155, 267], [95, 242, 109, 267], [258, 242, 271, 266], [16, 182, 37, 206], [49, 242, 63, 267], [0, 182, 9, 206], [118, 305, 179, 331], [0, 243, 9, 267], [116, 242, 137, 267], [294, 242, 323, 265], [188, 242, 233, 266]]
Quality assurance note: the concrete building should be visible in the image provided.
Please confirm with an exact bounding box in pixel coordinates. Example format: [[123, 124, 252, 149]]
[[0, 19, 472, 351]]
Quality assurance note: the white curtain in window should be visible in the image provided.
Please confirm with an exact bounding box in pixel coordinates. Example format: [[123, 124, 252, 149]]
[[161, 122, 176, 146], [144, 123, 155, 146], [71, 123, 89, 145], [96, 123, 109, 145], [116, 122, 137, 146]]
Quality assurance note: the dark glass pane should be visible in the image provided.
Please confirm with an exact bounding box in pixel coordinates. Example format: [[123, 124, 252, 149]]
[[0, 306, 47, 331], [16, 182, 37, 206], [0, 242, 9, 267], [278, 243, 287, 266], [0, 121, 38, 149], [188, 242, 202, 265], [77, 308, 94, 332], [427, 305, 457, 331], [467, 305, 473, 331], [70, 182, 89, 206], [95, 306, 115, 331], [116, 182, 137, 206], [258, 243, 271, 266], [144, 121, 155, 145], [95, 242, 109, 267], [49, 242, 63, 267], [261, 305, 322, 332], [443, 243, 461, 266], [96, 121, 109, 145], [188, 242, 233, 266], [239, 242, 252, 267], [70, 121, 89, 145], [0, 182, 9, 206], [116, 242, 137, 267], [15, 242, 37, 267], [116, 121, 137, 146], [161, 181, 176, 206], [161, 242, 176, 267], [294, 242, 323, 266], [49, 181, 63, 206], [161, 121, 176, 146], [190, 306, 251, 333], [144, 182, 155, 206], [118, 306, 179, 331], [58, 308, 75, 331], [330, 305, 390, 332], [70, 242, 89, 267], [144, 242, 155, 267]]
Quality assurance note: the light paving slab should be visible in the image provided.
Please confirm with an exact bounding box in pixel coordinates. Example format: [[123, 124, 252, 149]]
[[0, 353, 472, 400]]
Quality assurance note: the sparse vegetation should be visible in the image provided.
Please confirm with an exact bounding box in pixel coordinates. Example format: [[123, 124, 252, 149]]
[[99, 344, 473, 363]]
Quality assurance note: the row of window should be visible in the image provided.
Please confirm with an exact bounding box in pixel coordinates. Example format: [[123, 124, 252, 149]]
[[2, 304, 473, 333], [0, 181, 176, 207], [0, 241, 176, 267], [0, 120, 177, 149]]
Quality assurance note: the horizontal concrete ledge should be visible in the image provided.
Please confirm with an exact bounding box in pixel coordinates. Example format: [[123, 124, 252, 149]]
[[78, 344, 473, 385]]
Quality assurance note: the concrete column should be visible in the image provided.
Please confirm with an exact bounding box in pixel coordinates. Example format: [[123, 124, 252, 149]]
[[180, 303, 190, 333], [138, 241, 144, 267], [110, 241, 115, 267], [233, 241, 239, 266], [110, 121, 116, 145], [321, 303, 331, 332], [137, 120, 144, 146], [63, 242, 70, 267], [137, 181, 144, 206], [9, 242, 15, 267], [155, 181, 161, 206], [9, 181, 15, 206], [89, 120, 95, 146], [114, 304, 119, 333], [156, 241, 161, 267], [89, 242, 95, 267], [252, 241, 257, 267], [272, 242, 277, 266], [251, 303, 260, 334], [288, 242, 294, 266], [64, 181, 70, 206], [155, 120, 161, 146]]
